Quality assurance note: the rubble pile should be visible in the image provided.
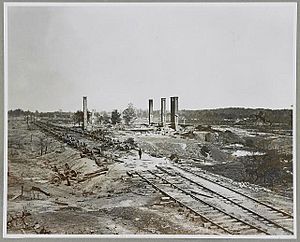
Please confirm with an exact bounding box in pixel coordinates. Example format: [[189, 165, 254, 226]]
[[35, 121, 138, 167], [7, 208, 51, 234]]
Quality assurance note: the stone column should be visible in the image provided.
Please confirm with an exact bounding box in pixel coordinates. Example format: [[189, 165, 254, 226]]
[[149, 99, 153, 125], [170, 96, 179, 130], [161, 97, 166, 126]]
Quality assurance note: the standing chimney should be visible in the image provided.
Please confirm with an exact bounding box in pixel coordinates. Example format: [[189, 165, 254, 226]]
[[149, 99, 153, 125], [83, 96, 87, 130], [170, 96, 179, 130], [161, 97, 166, 126]]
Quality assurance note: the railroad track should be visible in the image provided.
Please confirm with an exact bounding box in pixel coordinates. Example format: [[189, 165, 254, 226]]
[[136, 166, 294, 235], [172, 163, 294, 218], [34, 120, 134, 153], [34, 121, 107, 161]]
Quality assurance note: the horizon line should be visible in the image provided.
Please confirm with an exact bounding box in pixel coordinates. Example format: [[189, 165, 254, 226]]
[[7, 106, 294, 113]]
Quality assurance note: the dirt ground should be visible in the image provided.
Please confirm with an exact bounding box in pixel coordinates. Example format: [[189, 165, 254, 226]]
[[7, 119, 218, 235]]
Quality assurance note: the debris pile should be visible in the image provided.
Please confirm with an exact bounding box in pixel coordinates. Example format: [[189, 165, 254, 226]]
[[8, 209, 51, 234], [35, 121, 138, 167], [50, 163, 78, 186]]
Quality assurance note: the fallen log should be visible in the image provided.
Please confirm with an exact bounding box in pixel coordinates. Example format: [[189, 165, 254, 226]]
[[32, 186, 50, 196], [53, 201, 68, 206], [83, 171, 107, 179], [78, 171, 107, 182], [11, 194, 22, 201], [83, 167, 108, 177]]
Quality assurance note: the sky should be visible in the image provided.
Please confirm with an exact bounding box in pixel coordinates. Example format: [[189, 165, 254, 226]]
[[7, 3, 296, 112]]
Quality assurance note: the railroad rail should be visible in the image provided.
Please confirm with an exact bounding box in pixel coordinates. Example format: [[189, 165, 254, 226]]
[[149, 165, 293, 235], [136, 170, 270, 235], [173, 163, 293, 218]]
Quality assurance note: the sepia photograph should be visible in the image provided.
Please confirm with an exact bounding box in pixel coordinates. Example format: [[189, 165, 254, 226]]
[[4, 2, 297, 238]]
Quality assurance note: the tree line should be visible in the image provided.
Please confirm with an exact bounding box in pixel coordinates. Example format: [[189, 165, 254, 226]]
[[70, 103, 138, 126], [180, 108, 292, 127]]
